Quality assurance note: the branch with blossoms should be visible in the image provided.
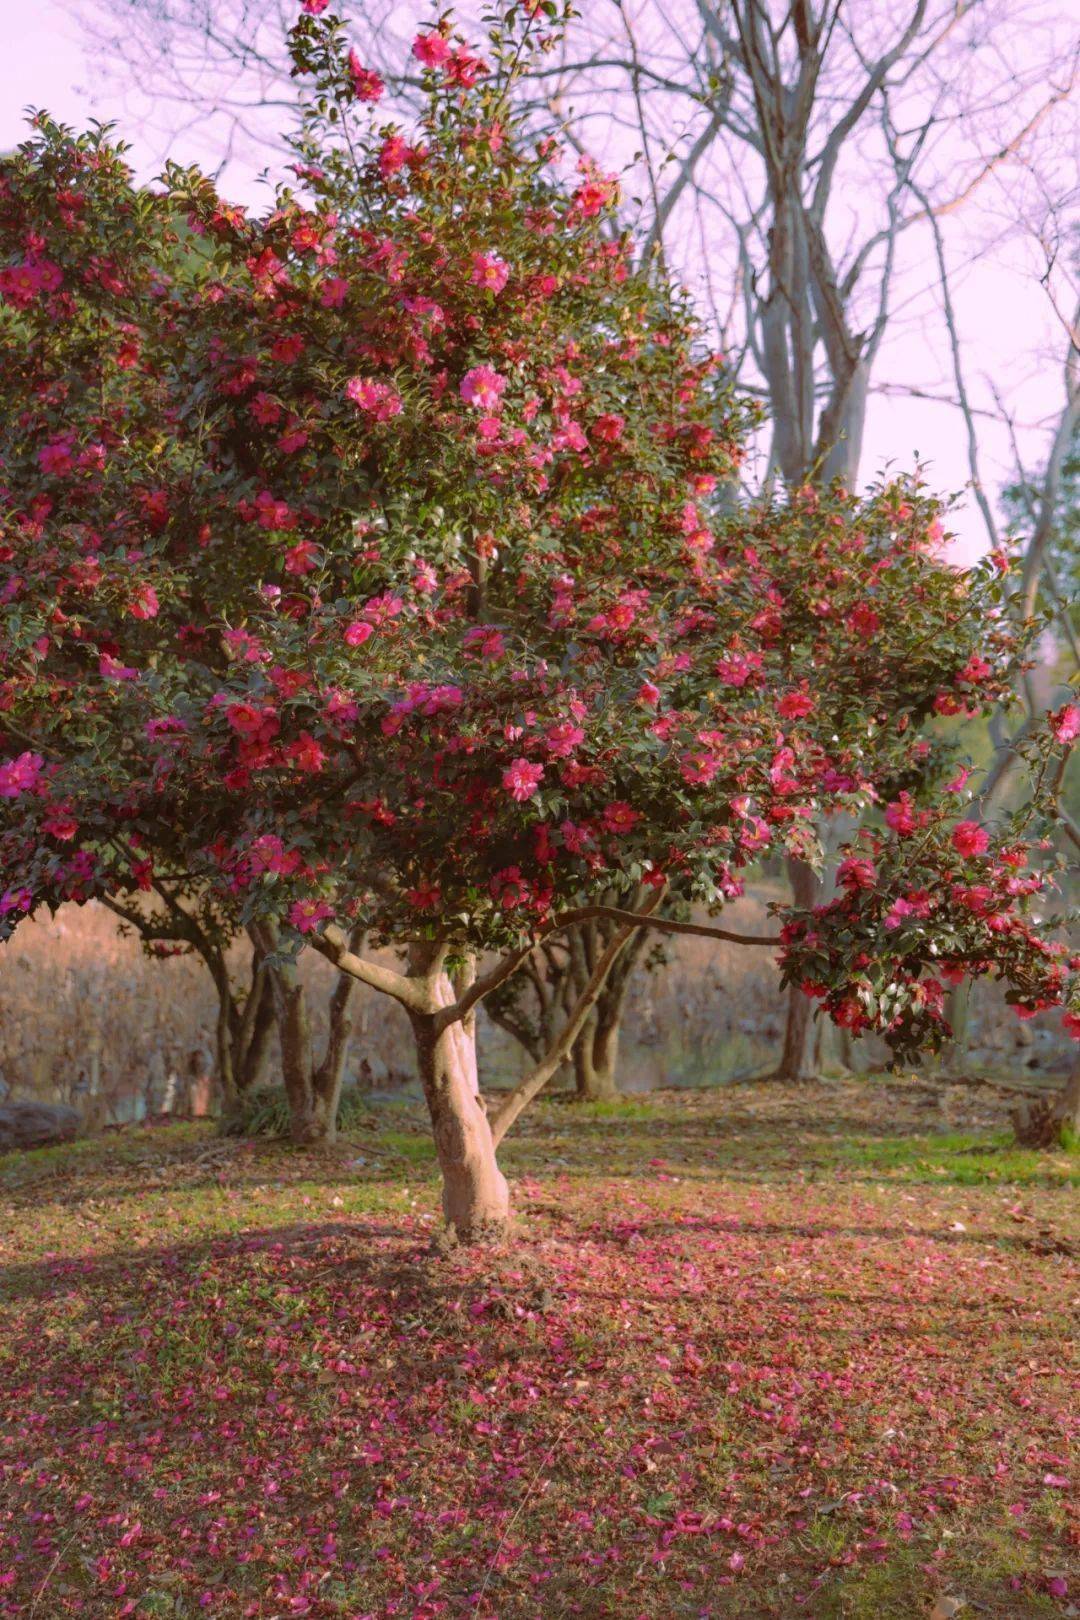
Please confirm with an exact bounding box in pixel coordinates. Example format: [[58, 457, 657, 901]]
[[777, 722, 1080, 1060]]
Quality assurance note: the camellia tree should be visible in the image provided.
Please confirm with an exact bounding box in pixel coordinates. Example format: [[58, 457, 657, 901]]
[[1, 3, 1077, 1237]]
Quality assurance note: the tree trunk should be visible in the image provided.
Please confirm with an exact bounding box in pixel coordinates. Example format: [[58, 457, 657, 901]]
[[771, 857, 821, 1082], [573, 1009, 620, 1101], [261, 940, 358, 1146], [236, 971, 276, 1093], [1064, 1067, 1080, 1136], [1011, 1065, 1080, 1147], [408, 950, 509, 1243], [939, 979, 971, 1077]]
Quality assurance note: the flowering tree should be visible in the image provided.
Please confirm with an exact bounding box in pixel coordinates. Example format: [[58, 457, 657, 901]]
[[1, 5, 1076, 1237]]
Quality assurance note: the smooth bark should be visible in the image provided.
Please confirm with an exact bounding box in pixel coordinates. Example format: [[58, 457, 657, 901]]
[[573, 1007, 621, 1101], [255, 922, 359, 1145], [408, 946, 510, 1241], [769, 857, 821, 1082]]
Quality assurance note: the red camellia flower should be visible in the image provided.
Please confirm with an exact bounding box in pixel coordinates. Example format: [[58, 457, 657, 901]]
[[951, 820, 990, 858], [777, 689, 814, 719], [592, 413, 624, 443], [602, 802, 641, 835], [347, 51, 385, 102]]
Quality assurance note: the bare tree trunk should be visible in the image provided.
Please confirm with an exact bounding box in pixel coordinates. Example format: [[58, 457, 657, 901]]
[[275, 970, 329, 1144], [573, 1005, 621, 1101], [1064, 1068, 1080, 1136], [1011, 1066, 1080, 1148], [770, 857, 820, 1082], [408, 946, 509, 1242], [941, 980, 971, 1077], [256, 927, 359, 1145], [239, 974, 276, 1088]]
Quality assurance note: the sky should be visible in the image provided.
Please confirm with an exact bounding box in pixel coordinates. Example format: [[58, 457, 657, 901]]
[[1, 0, 1075, 564]]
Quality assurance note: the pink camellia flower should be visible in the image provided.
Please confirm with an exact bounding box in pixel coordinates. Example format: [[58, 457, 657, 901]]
[[348, 50, 385, 102], [545, 722, 585, 758], [460, 365, 507, 411], [38, 437, 74, 476], [0, 886, 33, 916], [445, 47, 488, 87], [44, 812, 78, 841], [320, 276, 349, 308], [837, 857, 876, 891], [884, 793, 918, 836], [99, 654, 139, 681], [952, 820, 990, 858], [345, 377, 403, 420], [1063, 1010, 1080, 1039], [249, 392, 282, 425], [289, 898, 335, 934], [0, 751, 44, 798], [471, 253, 509, 294], [503, 757, 544, 802], [284, 539, 319, 575], [463, 624, 506, 660], [378, 136, 411, 178], [301, 0, 329, 12], [636, 678, 660, 706], [344, 620, 374, 648], [1050, 702, 1080, 743], [884, 890, 932, 929], [412, 31, 452, 67]]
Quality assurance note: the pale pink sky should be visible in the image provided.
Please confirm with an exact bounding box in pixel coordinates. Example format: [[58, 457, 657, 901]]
[[2, 0, 1073, 563]]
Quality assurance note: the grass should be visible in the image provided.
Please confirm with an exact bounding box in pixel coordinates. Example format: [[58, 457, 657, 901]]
[[0, 1075, 1076, 1618]]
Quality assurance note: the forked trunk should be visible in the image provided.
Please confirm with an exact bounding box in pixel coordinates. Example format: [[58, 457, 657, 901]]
[[408, 954, 509, 1243], [259, 936, 358, 1146]]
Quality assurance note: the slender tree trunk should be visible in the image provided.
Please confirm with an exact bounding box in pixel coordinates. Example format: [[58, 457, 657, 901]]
[[260, 938, 358, 1145], [770, 857, 821, 1082], [214, 998, 240, 1120], [940, 979, 971, 1077], [276, 971, 329, 1143], [236, 972, 276, 1092], [408, 948, 509, 1242], [573, 1008, 621, 1101]]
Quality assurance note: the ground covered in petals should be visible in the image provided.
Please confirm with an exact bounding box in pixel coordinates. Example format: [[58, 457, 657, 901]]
[[1, 1078, 1077, 1618]]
